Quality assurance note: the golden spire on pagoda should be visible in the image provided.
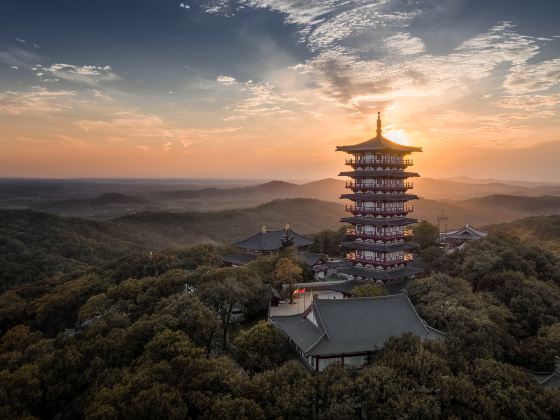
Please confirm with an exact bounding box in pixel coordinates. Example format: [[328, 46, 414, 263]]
[[376, 112, 382, 136]]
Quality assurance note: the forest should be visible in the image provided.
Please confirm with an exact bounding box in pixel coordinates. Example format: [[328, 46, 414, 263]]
[[1, 209, 560, 419]]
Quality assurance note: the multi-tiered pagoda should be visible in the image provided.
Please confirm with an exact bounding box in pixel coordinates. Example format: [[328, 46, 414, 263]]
[[336, 113, 422, 282]]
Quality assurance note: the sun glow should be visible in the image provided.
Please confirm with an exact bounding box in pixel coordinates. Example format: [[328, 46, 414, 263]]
[[384, 129, 411, 146]]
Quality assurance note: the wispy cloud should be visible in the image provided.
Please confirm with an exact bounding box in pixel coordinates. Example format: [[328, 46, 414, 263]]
[[217, 75, 236, 85], [0, 87, 75, 115], [38, 63, 120, 85], [504, 58, 560, 94], [202, 1, 559, 136], [0, 48, 41, 68], [76, 110, 243, 150]]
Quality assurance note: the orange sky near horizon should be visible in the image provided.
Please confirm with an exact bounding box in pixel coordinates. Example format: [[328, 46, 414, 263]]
[[1, 2, 560, 182]]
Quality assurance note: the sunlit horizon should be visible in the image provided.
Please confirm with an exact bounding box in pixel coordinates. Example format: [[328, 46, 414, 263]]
[[1, 1, 559, 181]]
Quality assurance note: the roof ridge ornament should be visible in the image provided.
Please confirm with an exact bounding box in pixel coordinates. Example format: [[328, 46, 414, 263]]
[[376, 112, 382, 136]]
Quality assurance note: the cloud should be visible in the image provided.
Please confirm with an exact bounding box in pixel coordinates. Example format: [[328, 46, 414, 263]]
[[384, 33, 425, 55], [0, 48, 41, 68], [39, 63, 120, 85], [504, 58, 560, 94], [203, 1, 560, 134], [290, 22, 547, 116], [76, 110, 243, 150], [217, 75, 237, 85], [0, 87, 75, 115]]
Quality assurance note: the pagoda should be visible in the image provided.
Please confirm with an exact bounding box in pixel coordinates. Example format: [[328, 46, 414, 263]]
[[336, 113, 422, 281]]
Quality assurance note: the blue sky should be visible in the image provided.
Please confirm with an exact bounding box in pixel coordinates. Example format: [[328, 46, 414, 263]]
[[1, 0, 559, 179]]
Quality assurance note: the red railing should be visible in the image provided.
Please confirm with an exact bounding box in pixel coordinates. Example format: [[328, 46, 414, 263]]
[[346, 229, 413, 240], [345, 182, 414, 190], [345, 158, 413, 166], [345, 205, 414, 214], [346, 254, 414, 266]]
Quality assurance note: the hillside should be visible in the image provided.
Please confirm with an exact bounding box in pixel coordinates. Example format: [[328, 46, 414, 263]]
[[90, 192, 151, 206], [116, 198, 346, 245], [0, 209, 149, 291], [414, 195, 560, 228], [489, 215, 560, 254]]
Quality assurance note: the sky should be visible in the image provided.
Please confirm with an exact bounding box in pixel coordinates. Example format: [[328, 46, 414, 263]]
[[1, 0, 560, 181]]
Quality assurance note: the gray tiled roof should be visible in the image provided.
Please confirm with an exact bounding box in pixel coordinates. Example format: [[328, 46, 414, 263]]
[[327, 279, 410, 295], [339, 266, 422, 280], [530, 371, 560, 389], [222, 254, 258, 266], [272, 294, 443, 358], [542, 374, 560, 389], [296, 252, 325, 267], [270, 314, 323, 353], [340, 241, 417, 252], [341, 193, 418, 202], [341, 216, 418, 226], [442, 224, 488, 241], [233, 228, 312, 251], [326, 279, 368, 295], [336, 135, 422, 153]]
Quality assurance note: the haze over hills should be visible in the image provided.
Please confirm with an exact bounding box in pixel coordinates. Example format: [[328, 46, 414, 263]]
[[6, 201, 560, 292], [4, 178, 560, 228]]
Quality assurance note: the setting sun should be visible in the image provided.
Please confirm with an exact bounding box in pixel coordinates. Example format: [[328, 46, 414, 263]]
[[384, 129, 412, 146]]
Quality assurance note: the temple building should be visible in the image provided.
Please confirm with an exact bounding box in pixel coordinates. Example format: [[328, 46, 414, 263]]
[[270, 294, 443, 371], [336, 113, 422, 282], [440, 224, 488, 252], [222, 225, 328, 277], [529, 357, 560, 390], [222, 224, 313, 266]]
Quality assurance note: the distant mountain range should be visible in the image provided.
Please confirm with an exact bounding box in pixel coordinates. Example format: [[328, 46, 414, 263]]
[[146, 177, 560, 203], [4, 177, 560, 227]]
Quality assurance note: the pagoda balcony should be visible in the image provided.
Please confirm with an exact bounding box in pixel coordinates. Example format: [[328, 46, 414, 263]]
[[345, 158, 413, 167], [346, 229, 413, 240], [345, 205, 414, 215], [346, 254, 414, 266], [345, 181, 413, 191]]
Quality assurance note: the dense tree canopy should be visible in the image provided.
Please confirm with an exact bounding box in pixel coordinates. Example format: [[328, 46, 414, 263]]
[[1, 212, 560, 418]]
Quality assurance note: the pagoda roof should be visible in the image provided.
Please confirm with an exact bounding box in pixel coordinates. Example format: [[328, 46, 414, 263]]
[[341, 193, 418, 202], [337, 135, 422, 154], [270, 294, 441, 357], [233, 227, 312, 251], [336, 114, 422, 154], [441, 224, 488, 241], [341, 216, 417, 226], [339, 170, 420, 178], [340, 241, 417, 252]]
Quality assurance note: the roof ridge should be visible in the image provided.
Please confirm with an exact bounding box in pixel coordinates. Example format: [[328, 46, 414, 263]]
[[403, 294, 431, 334], [269, 313, 307, 320], [306, 333, 328, 355], [311, 302, 331, 341], [316, 293, 405, 302]]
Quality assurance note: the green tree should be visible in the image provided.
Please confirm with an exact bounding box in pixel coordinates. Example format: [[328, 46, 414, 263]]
[[274, 258, 303, 303], [154, 293, 220, 354], [413, 221, 440, 249], [350, 283, 385, 297], [233, 320, 288, 373], [196, 267, 261, 349]]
